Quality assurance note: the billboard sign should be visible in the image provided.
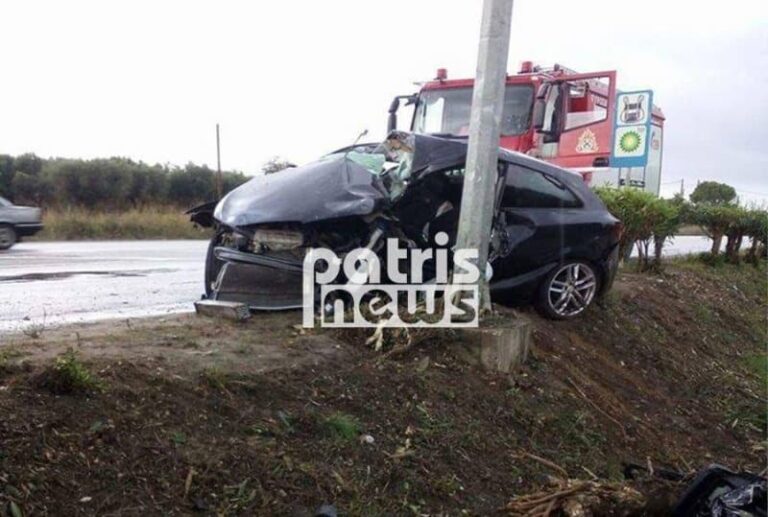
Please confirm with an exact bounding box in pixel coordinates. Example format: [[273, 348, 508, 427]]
[[611, 90, 653, 168]]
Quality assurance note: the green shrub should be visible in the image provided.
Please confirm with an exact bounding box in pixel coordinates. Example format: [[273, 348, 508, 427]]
[[595, 187, 655, 260], [36, 349, 104, 394], [594, 187, 681, 270], [688, 204, 741, 257], [322, 412, 361, 441], [743, 209, 768, 263]]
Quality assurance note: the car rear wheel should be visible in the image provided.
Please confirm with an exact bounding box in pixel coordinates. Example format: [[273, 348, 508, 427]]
[[536, 261, 598, 320], [0, 225, 16, 250]]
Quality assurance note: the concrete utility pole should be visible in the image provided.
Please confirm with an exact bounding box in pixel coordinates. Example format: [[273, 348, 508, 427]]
[[454, 0, 514, 312], [216, 123, 223, 199]]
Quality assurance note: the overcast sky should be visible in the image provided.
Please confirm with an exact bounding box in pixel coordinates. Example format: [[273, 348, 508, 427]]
[[1, 0, 766, 203]]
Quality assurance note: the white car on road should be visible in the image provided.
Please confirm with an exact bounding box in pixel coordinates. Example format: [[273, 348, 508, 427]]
[[0, 195, 43, 249]]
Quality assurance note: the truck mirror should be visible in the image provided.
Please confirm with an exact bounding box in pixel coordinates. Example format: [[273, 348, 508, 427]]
[[387, 97, 401, 133], [532, 84, 550, 132], [533, 98, 546, 131], [387, 112, 397, 133], [387, 95, 419, 133]]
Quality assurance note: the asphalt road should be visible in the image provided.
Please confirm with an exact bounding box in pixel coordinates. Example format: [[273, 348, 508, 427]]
[[0, 236, 715, 336], [0, 240, 208, 335]]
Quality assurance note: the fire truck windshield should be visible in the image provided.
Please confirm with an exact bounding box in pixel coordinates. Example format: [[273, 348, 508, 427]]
[[413, 85, 533, 137]]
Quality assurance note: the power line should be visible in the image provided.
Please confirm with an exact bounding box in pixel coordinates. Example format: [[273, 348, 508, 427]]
[[735, 189, 768, 197]]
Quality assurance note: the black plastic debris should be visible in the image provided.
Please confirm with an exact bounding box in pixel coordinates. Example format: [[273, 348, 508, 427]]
[[712, 480, 767, 516], [672, 464, 767, 517]]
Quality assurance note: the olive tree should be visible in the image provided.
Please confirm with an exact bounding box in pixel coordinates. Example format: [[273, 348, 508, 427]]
[[650, 197, 684, 268], [723, 206, 752, 263], [688, 204, 739, 257]]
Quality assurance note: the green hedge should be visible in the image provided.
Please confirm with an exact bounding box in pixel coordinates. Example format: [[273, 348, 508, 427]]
[[595, 187, 767, 269], [0, 153, 248, 210]]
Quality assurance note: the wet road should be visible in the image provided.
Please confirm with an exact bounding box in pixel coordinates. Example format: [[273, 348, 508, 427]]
[[0, 240, 207, 334], [0, 236, 716, 336]]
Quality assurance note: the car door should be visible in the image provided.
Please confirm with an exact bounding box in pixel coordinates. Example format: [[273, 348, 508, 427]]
[[490, 162, 585, 291]]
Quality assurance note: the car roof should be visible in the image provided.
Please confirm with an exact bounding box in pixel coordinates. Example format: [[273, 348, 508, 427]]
[[406, 132, 602, 209]]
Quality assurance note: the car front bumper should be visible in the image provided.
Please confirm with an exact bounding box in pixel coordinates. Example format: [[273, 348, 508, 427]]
[[212, 247, 304, 310], [15, 223, 44, 237]]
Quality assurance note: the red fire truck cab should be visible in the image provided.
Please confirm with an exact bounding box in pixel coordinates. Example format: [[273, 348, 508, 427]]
[[387, 62, 665, 194]]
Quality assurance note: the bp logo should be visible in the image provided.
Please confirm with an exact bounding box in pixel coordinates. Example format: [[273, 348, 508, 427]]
[[619, 130, 642, 153]]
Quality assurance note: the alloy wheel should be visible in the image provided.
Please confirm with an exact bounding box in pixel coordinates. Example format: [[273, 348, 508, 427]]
[[547, 263, 597, 317]]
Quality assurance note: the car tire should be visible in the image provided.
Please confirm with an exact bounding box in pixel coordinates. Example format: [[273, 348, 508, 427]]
[[0, 225, 17, 250], [204, 231, 225, 298], [535, 261, 599, 320]]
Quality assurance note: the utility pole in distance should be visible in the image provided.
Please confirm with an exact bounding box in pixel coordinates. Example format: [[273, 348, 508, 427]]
[[454, 0, 514, 312], [216, 123, 223, 199]]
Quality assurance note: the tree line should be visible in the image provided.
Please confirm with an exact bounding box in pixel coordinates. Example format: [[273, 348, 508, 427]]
[[0, 153, 250, 209], [596, 181, 768, 270]]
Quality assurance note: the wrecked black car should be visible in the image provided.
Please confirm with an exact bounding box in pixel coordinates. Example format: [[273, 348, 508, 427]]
[[189, 132, 621, 319]]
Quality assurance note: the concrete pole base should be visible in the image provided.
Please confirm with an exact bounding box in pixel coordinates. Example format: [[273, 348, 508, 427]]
[[454, 315, 532, 373]]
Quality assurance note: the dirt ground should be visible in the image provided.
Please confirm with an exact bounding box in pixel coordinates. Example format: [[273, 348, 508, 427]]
[[0, 260, 766, 515]]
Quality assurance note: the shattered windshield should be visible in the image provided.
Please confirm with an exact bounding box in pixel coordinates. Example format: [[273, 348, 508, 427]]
[[413, 84, 534, 137], [324, 133, 415, 201]]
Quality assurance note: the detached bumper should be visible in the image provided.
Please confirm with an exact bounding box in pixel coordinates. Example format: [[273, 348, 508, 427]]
[[15, 223, 44, 237]]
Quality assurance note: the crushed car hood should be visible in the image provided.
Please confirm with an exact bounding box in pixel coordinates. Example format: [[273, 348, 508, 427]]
[[213, 132, 492, 229], [214, 153, 389, 228]]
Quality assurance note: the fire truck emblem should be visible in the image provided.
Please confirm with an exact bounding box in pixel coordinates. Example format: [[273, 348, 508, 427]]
[[575, 129, 598, 153], [619, 130, 642, 153]]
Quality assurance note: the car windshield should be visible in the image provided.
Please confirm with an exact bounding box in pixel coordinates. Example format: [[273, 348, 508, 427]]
[[0, 196, 10, 207], [413, 84, 534, 137]]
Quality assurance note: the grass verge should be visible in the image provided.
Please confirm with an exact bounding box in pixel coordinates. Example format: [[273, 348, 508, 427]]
[[31, 206, 210, 240]]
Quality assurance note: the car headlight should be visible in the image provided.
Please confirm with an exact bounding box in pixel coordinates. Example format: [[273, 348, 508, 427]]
[[252, 228, 304, 251]]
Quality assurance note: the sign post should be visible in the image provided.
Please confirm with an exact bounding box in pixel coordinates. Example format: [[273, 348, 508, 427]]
[[216, 123, 223, 199]]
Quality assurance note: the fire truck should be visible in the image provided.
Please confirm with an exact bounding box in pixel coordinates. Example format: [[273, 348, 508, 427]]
[[387, 61, 665, 194]]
